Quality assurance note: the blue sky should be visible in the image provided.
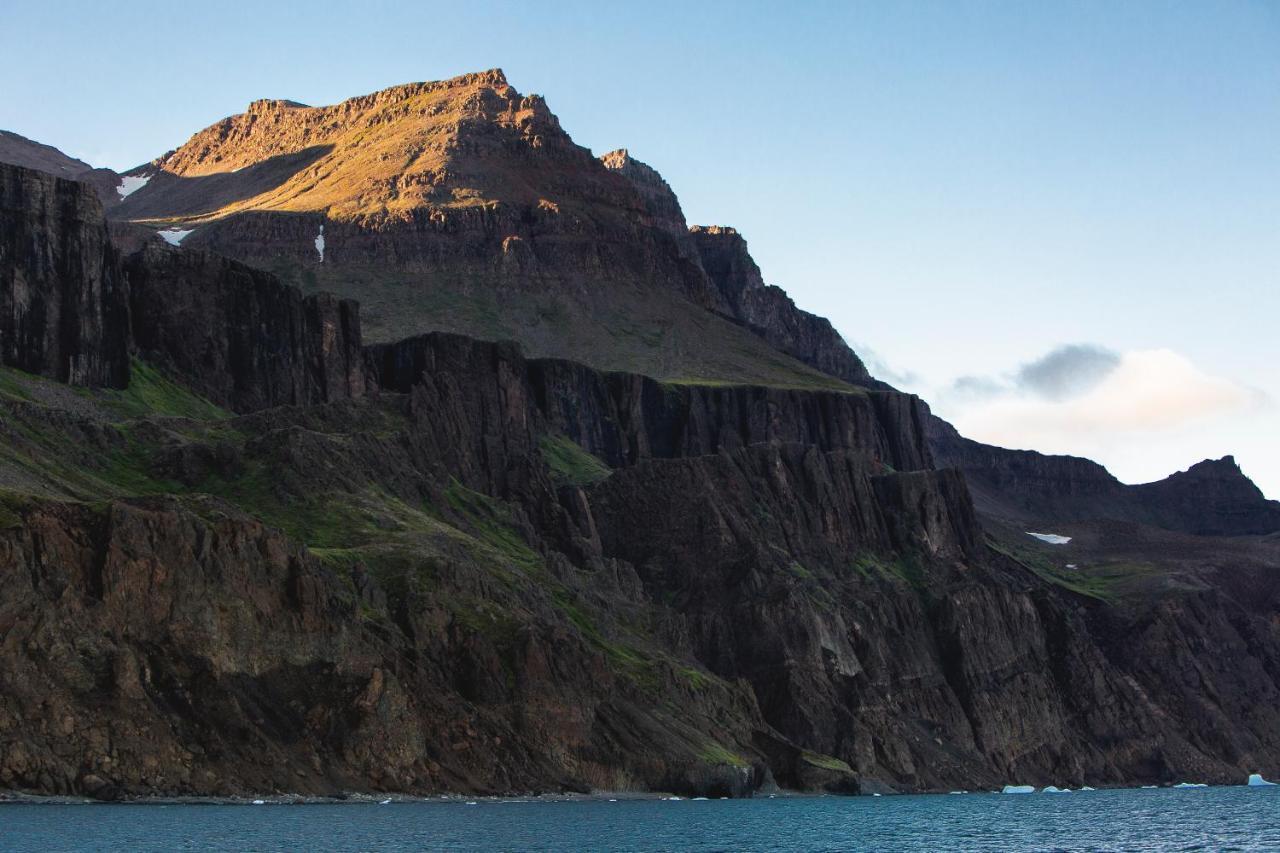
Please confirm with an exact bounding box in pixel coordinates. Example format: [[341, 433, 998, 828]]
[[4, 0, 1277, 496]]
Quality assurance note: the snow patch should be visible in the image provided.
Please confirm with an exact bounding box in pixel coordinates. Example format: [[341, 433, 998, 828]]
[[1247, 773, 1276, 786], [1002, 785, 1035, 794], [158, 228, 194, 246], [116, 173, 150, 200], [1026, 532, 1072, 545], [315, 223, 325, 262]]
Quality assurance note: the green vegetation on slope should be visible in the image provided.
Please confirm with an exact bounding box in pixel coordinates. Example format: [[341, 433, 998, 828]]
[[538, 434, 612, 487]]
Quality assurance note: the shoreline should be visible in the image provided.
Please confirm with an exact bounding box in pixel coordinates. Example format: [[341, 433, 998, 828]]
[[2, 782, 1273, 806]]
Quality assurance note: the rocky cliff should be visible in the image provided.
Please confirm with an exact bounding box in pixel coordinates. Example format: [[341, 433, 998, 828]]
[[126, 244, 366, 412], [0, 163, 130, 388]]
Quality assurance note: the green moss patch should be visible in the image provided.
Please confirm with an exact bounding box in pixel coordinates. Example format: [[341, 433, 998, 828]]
[[539, 434, 612, 487]]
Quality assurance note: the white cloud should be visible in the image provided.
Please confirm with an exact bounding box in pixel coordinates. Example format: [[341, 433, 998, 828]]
[[921, 346, 1276, 496]]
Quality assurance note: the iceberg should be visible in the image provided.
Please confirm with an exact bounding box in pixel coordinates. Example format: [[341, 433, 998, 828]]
[[1080, 786, 1097, 791], [1247, 773, 1276, 787], [1040, 786, 1069, 793], [1173, 782, 1207, 789], [1002, 785, 1035, 794]]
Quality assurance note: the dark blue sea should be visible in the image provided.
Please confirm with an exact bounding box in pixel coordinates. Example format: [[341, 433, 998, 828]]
[[1, 786, 1277, 851]]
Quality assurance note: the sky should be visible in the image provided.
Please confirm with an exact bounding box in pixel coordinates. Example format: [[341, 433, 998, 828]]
[[3, 0, 1277, 496]]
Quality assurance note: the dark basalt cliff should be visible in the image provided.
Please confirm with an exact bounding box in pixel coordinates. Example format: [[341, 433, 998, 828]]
[[1, 96, 1279, 802], [0, 164, 130, 388], [126, 244, 366, 412]]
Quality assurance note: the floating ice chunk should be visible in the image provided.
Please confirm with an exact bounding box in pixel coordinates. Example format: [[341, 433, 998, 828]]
[[379, 798, 392, 804], [1027, 532, 1071, 545], [158, 228, 194, 246], [1141, 785, 1158, 789], [465, 801, 478, 805], [116, 174, 150, 200], [315, 223, 325, 262], [1080, 786, 1097, 791], [871, 793, 881, 797], [251, 799, 265, 805], [1247, 773, 1276, 786], [1173, 782, 1207, 789], [1041, 786, 1069, 793], [1002, 785, 1035, 794], [948, 790, 967, 794], [692, 797, 709, 801]]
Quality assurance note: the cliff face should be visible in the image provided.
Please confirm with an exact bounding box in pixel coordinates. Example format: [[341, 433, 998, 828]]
[[0, 163, 130, 387], [126, 244, 365, 412]]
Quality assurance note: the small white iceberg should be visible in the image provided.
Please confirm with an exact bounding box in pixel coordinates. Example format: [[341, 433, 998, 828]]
[[692, 797, 709, 801], [1141, 785, 1159, 789], [1080, 786, 1097, 791], [1041, 786, 1070, 793], [666, 796, 684, 801], [1173, 782, 1207, 789], [251, 799, 265, 805], [158, 227, 194, 246], [116, 173, 151, 200], [1002, 784, 1035, 794], [379, 798, 392, 804], [1247, 773, 1276, 787], [948, 790, 967, 794], [1026, 532, 1072, 545]]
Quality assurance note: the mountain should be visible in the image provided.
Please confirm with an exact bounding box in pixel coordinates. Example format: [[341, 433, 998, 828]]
[[0, 129, 122, 207], [1, 69, 1279, 801], [108, 70, 869, 390], [928, 412, 1280, 536]]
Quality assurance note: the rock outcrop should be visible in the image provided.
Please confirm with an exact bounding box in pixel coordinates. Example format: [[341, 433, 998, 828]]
[[0, 163, 130, 387]]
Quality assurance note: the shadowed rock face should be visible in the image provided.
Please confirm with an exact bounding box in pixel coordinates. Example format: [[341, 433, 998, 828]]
[[126, 244, 366, 412], [0, 164, 130, 387]]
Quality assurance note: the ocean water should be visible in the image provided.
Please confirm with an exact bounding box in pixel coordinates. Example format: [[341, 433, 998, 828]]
[[0, 786, 1276, 851]]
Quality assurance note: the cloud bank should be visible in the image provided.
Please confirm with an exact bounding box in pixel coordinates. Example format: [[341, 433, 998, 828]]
[[920, 344, 1274, 494]]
